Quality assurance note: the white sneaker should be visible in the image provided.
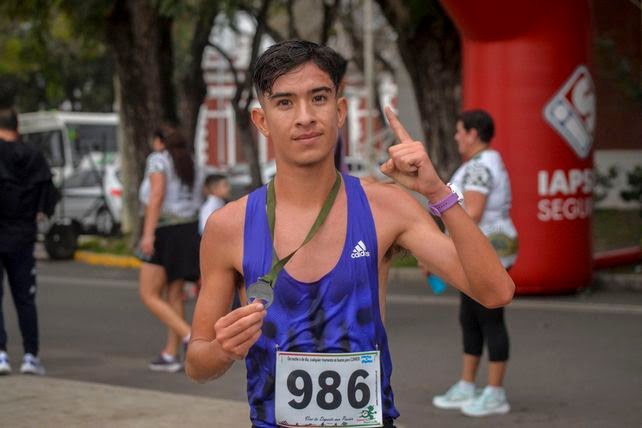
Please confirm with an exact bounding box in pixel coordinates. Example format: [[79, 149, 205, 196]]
[[461, 386, 510, 417], [0, 351, 11, 375], [20, 353, 46, 376], [433, 380, 477, 409]]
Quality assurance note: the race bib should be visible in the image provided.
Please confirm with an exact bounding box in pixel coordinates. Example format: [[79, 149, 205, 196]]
[[275, 351, 383, 427]]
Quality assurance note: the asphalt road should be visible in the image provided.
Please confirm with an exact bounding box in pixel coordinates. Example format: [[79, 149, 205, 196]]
[[2, 261, 641, 427]]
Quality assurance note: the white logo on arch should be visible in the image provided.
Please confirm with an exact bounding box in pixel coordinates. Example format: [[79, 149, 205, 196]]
[[543, 65, 596, 159]]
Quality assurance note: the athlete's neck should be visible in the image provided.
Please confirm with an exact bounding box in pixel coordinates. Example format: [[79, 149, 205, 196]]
[[273, 161, 339, 208]]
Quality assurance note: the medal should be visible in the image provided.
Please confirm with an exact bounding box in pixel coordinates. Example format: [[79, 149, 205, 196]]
[[247, 277, 275, 308]]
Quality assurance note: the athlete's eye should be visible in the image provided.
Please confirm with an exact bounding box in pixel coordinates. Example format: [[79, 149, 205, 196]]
[[312, 94, 327, 104], [276, 99, 292, 108]]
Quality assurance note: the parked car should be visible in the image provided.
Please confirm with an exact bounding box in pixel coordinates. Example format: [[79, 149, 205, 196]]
[[42, 159, 123, 260], [59, 160, 122, 236]]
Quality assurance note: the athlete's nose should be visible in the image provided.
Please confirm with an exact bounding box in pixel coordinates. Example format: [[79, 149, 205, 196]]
[[295, 101, 316, 127]]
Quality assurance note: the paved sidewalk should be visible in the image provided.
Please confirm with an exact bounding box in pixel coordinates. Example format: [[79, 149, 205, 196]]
[[0, 376, 409, 427], [0, 376, 249, 427]]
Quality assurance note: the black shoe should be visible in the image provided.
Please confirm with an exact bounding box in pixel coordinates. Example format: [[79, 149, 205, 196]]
[[148, 353, 182, 373]]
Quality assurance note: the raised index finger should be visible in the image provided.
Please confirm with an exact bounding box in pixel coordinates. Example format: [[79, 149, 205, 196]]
[[385, 106, 413, 144]]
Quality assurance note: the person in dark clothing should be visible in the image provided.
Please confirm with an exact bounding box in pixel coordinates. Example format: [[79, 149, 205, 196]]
[[0, 107, 56, 375]]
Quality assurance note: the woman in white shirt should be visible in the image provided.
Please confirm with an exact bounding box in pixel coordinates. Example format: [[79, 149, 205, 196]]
[[432, 110, 517, 417], [138, 125, 202, 372]]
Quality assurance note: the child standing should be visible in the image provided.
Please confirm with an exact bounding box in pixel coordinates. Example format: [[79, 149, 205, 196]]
[[199, 174, 231, 235]]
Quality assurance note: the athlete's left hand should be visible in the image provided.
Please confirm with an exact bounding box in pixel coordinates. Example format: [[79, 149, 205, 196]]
[[380, 107, 449, 201]]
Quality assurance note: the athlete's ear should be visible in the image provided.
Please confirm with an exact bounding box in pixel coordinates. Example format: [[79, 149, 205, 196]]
[[251, 107, 270, 138], [337, 96, 347, 129]]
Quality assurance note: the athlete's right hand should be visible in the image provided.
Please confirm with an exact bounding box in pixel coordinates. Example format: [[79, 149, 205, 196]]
[[214, 302, 266, 360], [381, 107, 449, 201]]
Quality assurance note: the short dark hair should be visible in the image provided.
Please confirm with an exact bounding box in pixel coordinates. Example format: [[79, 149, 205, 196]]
[[252, 40, 346, 98], [458, 109, 495, 143], [0, 107, 18, 132], [204, 173, 227, 189]]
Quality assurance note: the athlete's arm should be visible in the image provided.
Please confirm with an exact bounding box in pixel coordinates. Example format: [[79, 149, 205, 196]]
[[381, 107, 514, 308], [185, 200, 266, 382]]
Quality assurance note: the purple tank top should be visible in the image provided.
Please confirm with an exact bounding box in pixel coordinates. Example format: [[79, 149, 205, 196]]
[[242, 174, 399, 427]]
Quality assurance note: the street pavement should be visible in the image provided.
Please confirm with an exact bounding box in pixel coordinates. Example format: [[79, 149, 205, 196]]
[[1, 261, 641, 427]]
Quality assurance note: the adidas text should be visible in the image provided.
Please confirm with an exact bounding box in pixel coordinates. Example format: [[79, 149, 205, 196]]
[[351, 240, 371, 258]]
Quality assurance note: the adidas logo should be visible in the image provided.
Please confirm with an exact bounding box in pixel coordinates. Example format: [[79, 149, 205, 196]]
[[351, 240, 371, 259]]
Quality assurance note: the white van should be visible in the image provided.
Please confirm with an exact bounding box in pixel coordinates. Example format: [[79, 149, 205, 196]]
[[18, 112, 122, 258], [18, 111, 119, 184]]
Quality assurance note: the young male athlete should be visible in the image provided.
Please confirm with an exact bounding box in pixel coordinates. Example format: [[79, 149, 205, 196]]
[[186, 40, 514, 428]]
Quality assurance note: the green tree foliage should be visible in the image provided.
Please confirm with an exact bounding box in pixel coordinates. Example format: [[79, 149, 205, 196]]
[[0, 2, 114, 111]]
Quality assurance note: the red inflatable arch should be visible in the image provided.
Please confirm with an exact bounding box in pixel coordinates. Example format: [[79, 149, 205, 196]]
[[440, 0, 595, 294]]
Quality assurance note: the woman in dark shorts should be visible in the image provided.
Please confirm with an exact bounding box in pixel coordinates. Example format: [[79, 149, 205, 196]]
[[138, 125, 202, 372]]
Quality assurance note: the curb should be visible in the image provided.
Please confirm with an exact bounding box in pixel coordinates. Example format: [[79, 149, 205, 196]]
[[73, 250, 141, 269], [387, 268, 642, 293]]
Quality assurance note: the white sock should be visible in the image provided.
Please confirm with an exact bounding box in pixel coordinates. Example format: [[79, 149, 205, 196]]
[[485, 385, 505, 395], [458, 380, 475, 393], [161, 352, 175, 362], [182, 334, 191, 344]]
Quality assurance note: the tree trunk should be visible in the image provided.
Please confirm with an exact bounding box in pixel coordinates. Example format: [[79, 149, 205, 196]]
[[177, 3, 220, 147], [158, 15, 178, 125], [232, 0, 273, 190], [376, 0, 461, 179], [236, 108, 263, 189], [106, 0, 168, 244]]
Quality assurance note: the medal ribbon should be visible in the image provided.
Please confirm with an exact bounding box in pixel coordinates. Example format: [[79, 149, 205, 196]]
[[259, 171, 342, 287]]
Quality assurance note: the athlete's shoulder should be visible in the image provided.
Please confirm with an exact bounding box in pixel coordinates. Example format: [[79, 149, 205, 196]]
[[360, 178, 425, 219], [202, 195, 248, 242], [200, 195, 248, 272]]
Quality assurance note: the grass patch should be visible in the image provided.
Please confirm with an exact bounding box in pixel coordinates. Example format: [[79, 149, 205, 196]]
[[593, 209, 641, 273], [391, 252, 418, 268], [593, 209, 642, 252], [78, 235, 133, 256]]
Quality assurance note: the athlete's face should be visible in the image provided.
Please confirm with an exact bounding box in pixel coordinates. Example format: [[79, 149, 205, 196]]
[[252, 62, 347, 168]]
